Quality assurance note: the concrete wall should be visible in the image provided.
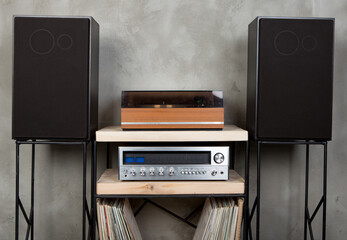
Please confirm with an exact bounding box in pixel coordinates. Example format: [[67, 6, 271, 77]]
[[1, 0, 346, 239]]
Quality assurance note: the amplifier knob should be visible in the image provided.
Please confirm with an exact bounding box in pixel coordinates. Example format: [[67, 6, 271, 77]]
[[140, 168, 146, 176], [169, 167, 175, 176], [214, 153, 225, 164], [149, 167, 155, 176], [211, 170, 217, 176], [158, 167, 164, 176], [188, 171, 192, 175], [130, 169, 136, 176]]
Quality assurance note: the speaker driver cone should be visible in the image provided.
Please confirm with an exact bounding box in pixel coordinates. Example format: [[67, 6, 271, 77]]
[[29, 29, 55, 55], [302, 35, 317, 51], [274, 30, 299, 56], [57, 34, 73, 50]]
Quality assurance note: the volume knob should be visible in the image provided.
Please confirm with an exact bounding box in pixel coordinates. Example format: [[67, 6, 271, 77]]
[[214, 153, 225, 164], [140, 168, 146, 176]]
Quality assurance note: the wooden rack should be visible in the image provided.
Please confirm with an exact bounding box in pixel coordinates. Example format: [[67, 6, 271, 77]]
[[91, 125, 249, 240]]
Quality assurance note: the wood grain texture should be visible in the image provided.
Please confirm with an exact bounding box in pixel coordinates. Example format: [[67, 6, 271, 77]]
[[120, 123, 224, 129], [97, 169, 244, 195], [96, 125, 248, 142], [121, 108, 224, 122], [121, 108, 224, 129]]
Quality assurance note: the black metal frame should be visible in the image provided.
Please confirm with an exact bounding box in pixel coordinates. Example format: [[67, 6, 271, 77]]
[[248, 140, 328, 240], [91, 140, 250, 240], [15, 140, 91, 240]]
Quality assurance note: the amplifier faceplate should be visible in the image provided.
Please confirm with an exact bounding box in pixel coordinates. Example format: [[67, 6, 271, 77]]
[[118, 146, 229, 181]]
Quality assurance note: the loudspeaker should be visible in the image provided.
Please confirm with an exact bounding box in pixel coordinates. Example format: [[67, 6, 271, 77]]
[[12, 16, 99, 140], [246, 17, 334, 140]]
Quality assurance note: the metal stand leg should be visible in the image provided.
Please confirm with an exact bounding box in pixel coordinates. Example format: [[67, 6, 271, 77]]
[[15, 142, 20, 240], [91, 141, 97, 240], [82, 143, 87, 240], [256, 141, 261, 240], [323, 142, 327, 240], [243, 141, 249, 240], [304, 143, 309, 240], [90, 141, 94, 240], [30, 142, 35, 240]]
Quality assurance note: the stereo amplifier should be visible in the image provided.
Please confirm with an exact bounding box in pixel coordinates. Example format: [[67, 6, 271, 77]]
[[118, 146, 229, 181]]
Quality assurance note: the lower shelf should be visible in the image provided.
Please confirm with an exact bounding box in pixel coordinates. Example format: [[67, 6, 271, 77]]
[[97, 169, 245, 196], [97, 197, 243, 240]]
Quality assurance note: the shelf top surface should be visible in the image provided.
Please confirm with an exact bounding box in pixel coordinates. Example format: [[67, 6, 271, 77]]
[[97, 169, 244, 196], [96, 125, 248, 142]]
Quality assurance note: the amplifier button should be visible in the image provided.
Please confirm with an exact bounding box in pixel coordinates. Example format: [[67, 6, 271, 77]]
[[181, 171, 184, 175], [211, 170, 217, 176], [149, 167, 155, 176]]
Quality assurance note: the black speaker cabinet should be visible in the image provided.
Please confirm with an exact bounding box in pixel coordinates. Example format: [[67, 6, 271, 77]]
[[246, 17, 334, 140], [12, 16, 99, 140]]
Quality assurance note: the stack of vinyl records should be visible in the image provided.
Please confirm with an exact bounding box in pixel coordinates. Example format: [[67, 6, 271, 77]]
[[97, 198, 142, 240], [193, 198, 244, 240]]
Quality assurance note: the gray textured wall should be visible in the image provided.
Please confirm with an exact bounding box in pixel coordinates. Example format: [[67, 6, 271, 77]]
[[1, 0, 346, 239]]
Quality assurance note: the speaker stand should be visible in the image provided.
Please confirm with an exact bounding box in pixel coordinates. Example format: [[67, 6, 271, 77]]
[[15, 140, 91, 240], [249, 140, 328, 240]]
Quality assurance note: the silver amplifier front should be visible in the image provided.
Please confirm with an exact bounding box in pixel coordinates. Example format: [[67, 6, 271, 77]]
[[118, 146, 229, 181]]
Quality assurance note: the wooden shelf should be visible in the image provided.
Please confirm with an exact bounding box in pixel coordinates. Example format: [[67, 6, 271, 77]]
[[97, 169, 244, 196], [96, 125, 248, 142]]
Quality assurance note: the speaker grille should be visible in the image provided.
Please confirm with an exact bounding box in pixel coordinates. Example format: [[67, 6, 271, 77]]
[[247, 17, 334, 140], [13, 17, 93, 140]]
